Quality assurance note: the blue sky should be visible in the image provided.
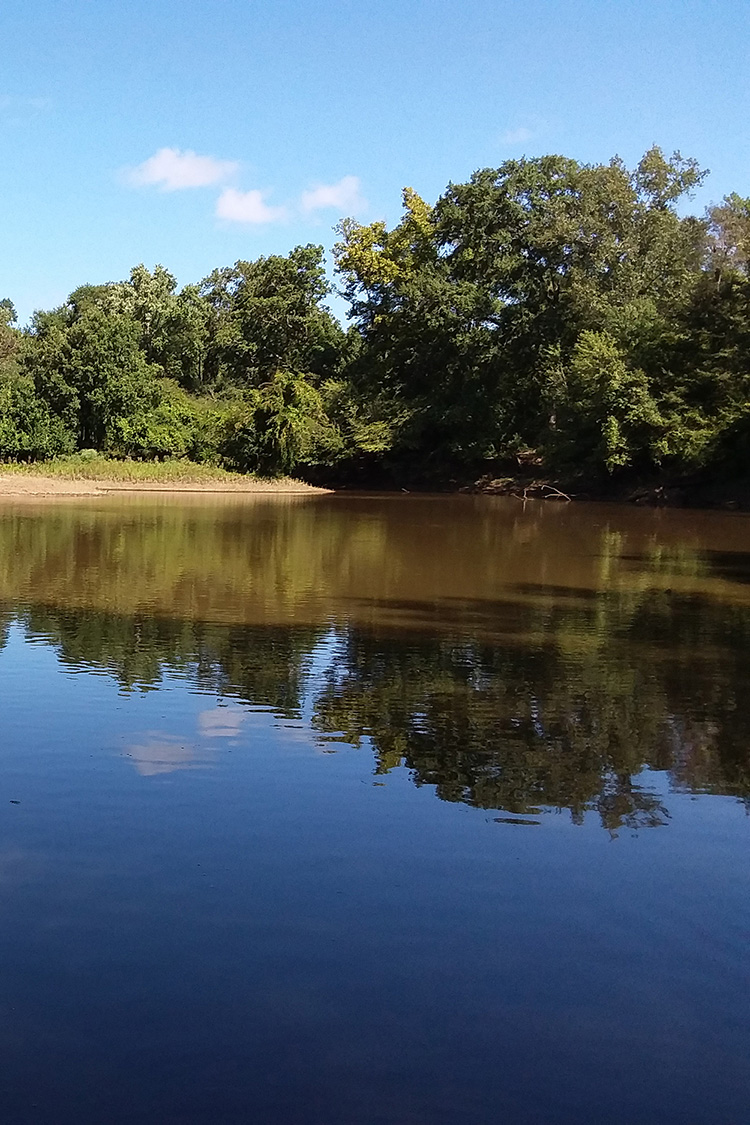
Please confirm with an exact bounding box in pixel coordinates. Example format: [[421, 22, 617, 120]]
[[2, 0, 748, 324]]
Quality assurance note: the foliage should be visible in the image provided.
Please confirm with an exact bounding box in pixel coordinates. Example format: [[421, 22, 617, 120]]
[[707, 193, 750, 277], [3, 150, 750, 487], [200, 245, 345, 390], [545, 332, 663, 475], [222, 371, 336, 476], [110, 380, 229, 463], [0, 371, 74, 460], [25, 308, 162, 450], [332, 148, 715, 477]]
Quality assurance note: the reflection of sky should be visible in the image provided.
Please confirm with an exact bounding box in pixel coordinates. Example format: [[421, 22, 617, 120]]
[[124, 636, 342, 779], [125, 733, 207, 777], [0, 604, 749, 1122], [198, 706, 247, 739], [126, 704, 268, 777]]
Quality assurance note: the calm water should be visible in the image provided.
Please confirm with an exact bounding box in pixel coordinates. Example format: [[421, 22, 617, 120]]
[[0, 493, 748, 1124]]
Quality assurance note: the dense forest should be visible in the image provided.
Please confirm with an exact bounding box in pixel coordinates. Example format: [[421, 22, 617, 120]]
[[2, 146, 749, 490]]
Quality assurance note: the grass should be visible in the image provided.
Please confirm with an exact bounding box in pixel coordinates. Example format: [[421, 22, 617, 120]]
[[0, 454, 252, 484]]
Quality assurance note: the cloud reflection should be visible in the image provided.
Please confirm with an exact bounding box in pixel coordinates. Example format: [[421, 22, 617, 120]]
[[125, 732, 210, 777], [198, 706, 247, 739]]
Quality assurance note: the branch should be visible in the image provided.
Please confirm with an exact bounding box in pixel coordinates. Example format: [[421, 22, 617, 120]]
[[541, 484, 572, 501]]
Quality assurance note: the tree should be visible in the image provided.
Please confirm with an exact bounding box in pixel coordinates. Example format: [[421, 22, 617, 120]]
[[707, 193, 750, 278], [26, 308, 162, 450], [0, 299, 19, 368], [335, 148, 708, 477], [0, 371, 74, 460], [223, 371, 335, 476], [545, 331, 662, 475], [335, 189, 504, 472], [200, 245, 345, 390]]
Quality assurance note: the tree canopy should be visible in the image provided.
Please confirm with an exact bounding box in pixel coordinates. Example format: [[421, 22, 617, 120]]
[[2, 146, 749, 489]]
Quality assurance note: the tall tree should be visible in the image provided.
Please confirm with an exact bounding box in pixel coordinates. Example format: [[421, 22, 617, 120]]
[[335, 148, 708, 476], [0, 299, 19, 368], [26, 308, 161, 450], [200, 244, 344, 389]]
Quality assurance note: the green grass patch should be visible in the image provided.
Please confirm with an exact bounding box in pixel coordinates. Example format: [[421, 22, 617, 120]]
[[0, 455, 252, 484]]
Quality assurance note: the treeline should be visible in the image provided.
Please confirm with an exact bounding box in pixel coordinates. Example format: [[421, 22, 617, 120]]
[[2, 146, 750, 485]]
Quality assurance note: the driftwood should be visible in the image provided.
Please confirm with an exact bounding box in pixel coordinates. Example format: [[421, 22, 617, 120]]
[[478, 477, 576, 502], [510, 483, 573, 502], [541, 484, 572, 502]]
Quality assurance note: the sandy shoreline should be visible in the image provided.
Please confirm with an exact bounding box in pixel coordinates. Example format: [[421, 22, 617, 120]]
[[0, 473, 331, 498]]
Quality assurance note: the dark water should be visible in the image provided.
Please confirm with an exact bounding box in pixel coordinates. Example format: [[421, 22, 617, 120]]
[[0, 493, 748, 1124]]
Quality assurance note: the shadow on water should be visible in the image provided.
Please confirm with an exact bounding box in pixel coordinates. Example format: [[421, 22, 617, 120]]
[[701, 548, 750, 584]]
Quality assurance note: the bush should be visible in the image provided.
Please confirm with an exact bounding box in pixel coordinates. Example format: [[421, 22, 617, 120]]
[[108, 381, 230, 464]]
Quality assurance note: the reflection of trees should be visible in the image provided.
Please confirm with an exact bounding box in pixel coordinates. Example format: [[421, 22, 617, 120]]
[[1, 496, 749, 635], [20, 606, 323, 718], [0, 497, 392, 628], [1, 496, 750, 829], [311, 627, 673, 830], [311, 591, 750, 830], [9, 586, 750, 831], [0, 612, 11, 654]]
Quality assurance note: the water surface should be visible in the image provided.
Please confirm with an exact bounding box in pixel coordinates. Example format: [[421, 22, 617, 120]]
[[0, 494, 748, 1123]]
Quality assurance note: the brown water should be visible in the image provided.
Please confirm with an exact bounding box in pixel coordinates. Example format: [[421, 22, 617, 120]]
[[0, 494, 748, 1122]]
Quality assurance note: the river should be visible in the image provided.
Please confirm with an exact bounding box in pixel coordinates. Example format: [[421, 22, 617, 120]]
[[0, 493, 747, 1123]]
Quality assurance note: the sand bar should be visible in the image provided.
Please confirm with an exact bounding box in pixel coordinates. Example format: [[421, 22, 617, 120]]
[[0, 473, 331, 498]]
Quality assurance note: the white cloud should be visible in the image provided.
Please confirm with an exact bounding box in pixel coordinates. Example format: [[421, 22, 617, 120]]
[[301, 175, 366, 215], [216, 187, 287, 224], [500, 126, 534, 145], [499, 117, 550, 147], [128, 147, 238, 191]]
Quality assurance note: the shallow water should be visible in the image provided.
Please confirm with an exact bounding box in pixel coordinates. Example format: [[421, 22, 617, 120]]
[[0, 494, 748, 1123]]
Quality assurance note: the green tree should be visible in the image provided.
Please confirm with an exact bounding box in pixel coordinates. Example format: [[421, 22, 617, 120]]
[[0, 299, 19, 369], [545, 331, 663, 475], [0, 371, 74, 460], [201, 245, 345, 390], [707, 193, 750, 278], [26, 308, 162, 450], [335, 149, 708, 479], [223, 371, 335, 476]]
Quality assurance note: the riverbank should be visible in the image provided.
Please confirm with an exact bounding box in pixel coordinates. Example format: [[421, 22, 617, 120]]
[[468, 469, 750, 511], [1, 457, 748, 509], [0, 461, 329, 496]]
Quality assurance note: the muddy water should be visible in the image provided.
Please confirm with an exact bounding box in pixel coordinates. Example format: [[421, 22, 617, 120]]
[[0, 494, 747, 1123]]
